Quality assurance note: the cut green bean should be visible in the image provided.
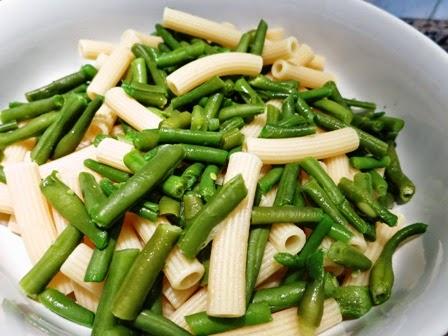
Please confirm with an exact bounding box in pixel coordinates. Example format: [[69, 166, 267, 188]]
[[79, 172, 107, 218], [92, 249, 139, 335], [323, 81, 350, 110], [0, 165, 6, 184], [190, 105, 207, 131], [276, 114, 307, 128], [39, 288, 94, 327], [25, 64, 97, 101], [369, 170, 388, 197], [274, 163, 299, 207], [185, 302, 272, 336], [354, 172, 373, 195], [235, 31, 252, 52], [183, 192, 204, 226], [221, 128, 244, 150], [183, 144, 228, 164], [162, 175, 187, 199], [266, 104, 281, 126], [218, 104, 264, 121], [133, 310, 191, 336], [8, 101, 25, 108], [160, 111, 192, 129], [350, 156, 391, 170], [93, 145, 185, 228], [1, 95, 64, 123], [181, 163, 205, 190], [0, 111, 58, 147], [298, 270, 324, 336], [298, 86, 333, 101], [251, 206, 323, 225], [293, 184, 305, 208], [103, 326, 137, 336], [159, 196, 181, 219], [171, 76, 225, 110], [0, 121, 18, 133], [339, 199, 370, 234], [131, 58, 148, 84], [249, 75, 295, 94], [156, 41, 205, 68], [84, 159, 130, 183], [204, 93, 224, 119], [131, 44, 167, 90], [250, 19, 268, 55], [246, 227, 270, 304], [295, 94, 315, 124], [328, 241, 372, 270], [385, 143, 415, 203], [313, 98, 353, 124], [53, 96, 103, 159], [31, 94, 87, 164], [113, 224, 182, 320], [234, 77, 263, 105], [219, 117, 245, 132], [281, 94, 296, 120], [155, 24, 180, 50], [370, 223, 427, 305], [20, 225, 83, 297], [255, 166, 284, 204], [198, 164, 219, 202], [122, 82, 167, 108], [260, 125, 316, 138], [343, 98, 376, 110], [179, 174, 247, 258], [334, 286, 372, 319], [252, 282, 306, 312], [41, 172, 108, 249], [123, 150, 146, 173], [323, 272, 339, 298]]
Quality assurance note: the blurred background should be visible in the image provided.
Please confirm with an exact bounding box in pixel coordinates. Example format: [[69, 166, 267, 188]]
[[367, 0, 448, 51]]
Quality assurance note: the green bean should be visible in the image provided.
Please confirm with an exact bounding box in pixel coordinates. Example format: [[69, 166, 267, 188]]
[[179, 174, 247, 258], [313, 98, 353, 124], [258, 90, 290, 100], [0, 111, 58, 147], [93, 145, 185, 228], [208, 118, 220, 131], [133, 310, 191, 336], [333, 286, 372, 319], [276, 114, 307, 128], [293, 184, 305, 208], [245, 227, 270, 304], [198, 164, 219, 202], [219, 117, 245, 132], [92, 249, 139, 335], [222, 79, 235, 96], [234, 77, 263, 105], [113, 224, 182, 320], [123, 150, 146, 173], [252, 282, 306, 312], [183, 144, 228, 164], [339, 199, 370, 234], [20, 225, 83, 297], [281, 94, 296, 120], [31, 94, 87, 164], [103, 326, 137, 336], [144, 273, 164, 315], [41, 172, 108, 249], [323, 81, 350, 110], [159, 196, 181, 220], [122, 82, 167, 108], [160, 111, 191, 129], [274, 163, 299, 207], [38, 288, 94, 327], [191, 105, 207, 131], [130, 58, 148, 84], [339, 177, 397, 226], [266, 104, 281, 126], [343, 98, 376, 110], [385, 143, 415, 203], [298, 86, 333, 101], [370, 170, 388, 197], [0, 165, 6, 184], [53, 96, 103, 158], [259, 125, 316, 138], [350, 155, 391, 170], [221, 128, 244, 150], [327, 241, 372, 270], [323, 272, 339, 298], [132, 44, 167, 90], [198, 96, 209, 107], [183, 192, 204, 226], [370, 223, 427, 305], [8, 101, 25, 108], [79, 172, 107, 218], [25, 64, 97, 101], [84, 159, 131, 183], [218, 104, 264, 121], [256, 166, 284, 200], [185, 302, 272, 336], [171, 77, 225, 110], [156, 41, 205, 68], [250, 19, 268, 55], [1, 95, 64, 123], [155, 24, 180, 50], [99, 178, 119, 196], [274, 215, 332, 269], [298, 267, 324, 336], [0, 121, 18, 133], [378, 116, 405, 140], [354, 172, 373, 195], [249, 75, 295, 94], [295, 95, 315, 124], [351, 113, 384, 133], [204, 93, 224, 119], [181, 163, 205, 190], [235, 31, 253, 52], [307, 249, 325, 281], [138, 207, 159, 221], [314, 110, 388, 158], [162, 176, 187, 199], [282, 269, 306, 285], [251, 206, 323, 225], [229, 145, 242, 155]]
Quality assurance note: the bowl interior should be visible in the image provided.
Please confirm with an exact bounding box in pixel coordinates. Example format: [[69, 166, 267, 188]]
[[0, 0, 447, 335]]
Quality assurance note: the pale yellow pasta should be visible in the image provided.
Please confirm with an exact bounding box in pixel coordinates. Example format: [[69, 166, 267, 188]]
[[208, 152, 262, 317], [95, 138, 133, 172], [7, 215, 20, 235], [269, 223, 306, 254], [348, 228, 368, 252], [288, 43, 315, 66], [0, 184, 12, 215], [73, 283, 100, 312], [162, 297, 176, 318], [78, 104, 117, 149], [87, 46, 134, 99], [240, 112, 266, 138], [127, 212, 159, 243], [325, 154, 353, 184], [307, 54, 326, 71], [266, 99, 283, 109], [256, 268, 287, 290], [245, 127, 360, 164], [220, 21, 237, 30], [255, 241, 284, 286], [266, 27, 285, 41], [60, 243, 103, 295], [93, 53, 109, 70], [169, 287, 207, 330], [317, 299, 343, 333], [320, 237, 344, 276], [48, 272, 74, 295], [162, 277, 199, 309], [164, 246, 205, 290], [111, 125, 124, 137], [2, 139, 35, 164], [262, 37, 299, 65], [115, 220, 143, 250], [162, 8, 242, 48], [78, 39, 115, 59], [105, 87, 163, 131], [5, 162, 57, 263], [166, 53, 263, 96], [120, 29, 162, 49], [272, 60, 334, 88], [259, 186, 277, 207]]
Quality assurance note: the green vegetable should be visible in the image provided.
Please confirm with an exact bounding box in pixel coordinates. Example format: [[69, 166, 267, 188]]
[[1, 95, 64, 123], [350, 156, 391, 170], [252, 282, 306, 312], [183, 144, 228, 164], [250, 19, 268, 55], [327, 241, 372, 270], [218, 104, 264, 121], [334, 286, 372, 319], [133, 310, 192, 336], [385, 143, 415, 203], [84, 159, 131, 183]]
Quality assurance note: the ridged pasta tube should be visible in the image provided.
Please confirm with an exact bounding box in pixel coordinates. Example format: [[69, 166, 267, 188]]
[[0, 184, 12, 215], [2, 139, 35, 164], [162, 277, 199, 309], [169, 287, 207, 330], [288, 44, 314, 66], [164, 246, 205, 291], [324, 154, 354, 184], [255, 241, 284, 287], [48, 272, 74, 296], [262, 37, 299, 65], [7, 215, 20, 235], [78, 40, 116, 59], [240, 112, 266, 138], [95, 138, 133, 172], [94, 53, 109, 70], [115, 220, 143, 250], [162, 297, 176, 318], [73, 282, 100, 312], [272, 60, 334, 88], [307, 55, 326, 71], [78, 104, 117, 149], [266, 27, 285, 41], [245, 128, 360, 164], [269, 223, 306, 254], [127, 212, 161, 243]]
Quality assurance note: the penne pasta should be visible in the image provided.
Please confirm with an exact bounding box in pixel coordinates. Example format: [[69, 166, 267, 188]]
[[78, 104, 117, 149], [287, 43, 315, 66], [269, 223, 306, 254], [164, 246, 205, 291], [262, 37, 299, 65], [272, 60, 334, 88], [105, 87, 163, 131], [162, 277, 199, 309], [7, 215, 21, 235], [324, 154, 353, 184], [115, 220, 143, 250], [2, 139, 35, 164], [266, 27, 285, 41], [244, 127, 360, 164], [166, 53, 263, 96], [48, 272, 74, 296], [73, 282, 100, 312], [93, 53, 109, 70], [169, 287, 207, 330], [255, 241, 284, 286], [256, 268, 287, 290], [307, 54, 326, 71], [95, 138, 133, 172], [162, 296, 176, 318], [78, 39, 116, 59], [0, 184, 12, 215], [240, 110, 266, 138], [208, 152, 262, 317], [127, 212, 159, 243], [120, 29, 163, 49]]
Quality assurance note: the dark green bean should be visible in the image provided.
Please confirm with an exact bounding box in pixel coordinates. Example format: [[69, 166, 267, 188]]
[[156, 41, 205, 68], [385, 143, 415, 204], [350, 156, 391, 170], [354, 172, 373, 195], [41, 172, 108, 249], [219, 117, 245, 132], [181, 163, 205, 190], [323, 81, 350, 110], [39, 288, 94, 327], [250, 19, 268, 55], [53, 96, 103, 158], [252, 282, 306, 312], [249, 75, 295, 94], [293, 184, 305, 208], [259, 125, 316, 138], [274, 163, 299, 207], [281, 94, 296, 120], [183, 144, 228, 164], [170, 77, 225, 110], [295, 95, 315, 124], [93, 145, 185, 228], [123, 150, 147, 173], [369, 170, 388, 197], [122, 82, 167, 108], [235, 31, 253, 52], [79, 171, 107, 218], [370, 223, 427, 305], [198, 165, 219, 202], [130, 58, 148, 84], [162, 175, 187, 199], [323, 272, 339, 298], [20, 225, 83, 297], [25, 64, 97, 101], [221, 128, 244, 150], [234, 78, 263, 105], [132, 44, 167, 90], [179, 174, 248, 258], [113, 224, 182, 320], [298, 86, 333, 101], [327, 241, 372, 270], [339, 199, 370, 234], [208, 118, 220, 131], [343, 98, 376, 110], [1, 95, 64, 123], [218, 104, 264, 121], [8, 101, 25, 108], [251, 206, 323, 225], [133, 310, 191, 336], [313, 98, 353, 124], [160, 111, 191, 129], [334, 286, 372, 319], [155, 24, 181, 50], [255, 166, 284, 205], [276, 114, 307, 128], [266, 104, 281, 126], [183, 192, 204, 226], [103, 326, 137, 336], [204, 93, 224, 119], [159, 196, 181, 219], [84, 159, 131, 183]]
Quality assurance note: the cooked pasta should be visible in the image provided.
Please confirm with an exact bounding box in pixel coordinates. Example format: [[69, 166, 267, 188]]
[[269, 223, 306, 254], [272, 60, 334, 88], [73, 282, 100, 312], [255, 241, 284, 286], [162, 277, 199, 309], [307, 54, 326, 70], [266, 27, 285, 41], [95, 138, 133, 172], [164, 246, 205, 291], [287, 43, 315, 66], [0, 184, 12, 215], [262, 37, 299, 65], [78, 39, 116, 59], [169, 287, 208, 329], [115, 220, 143, 250]]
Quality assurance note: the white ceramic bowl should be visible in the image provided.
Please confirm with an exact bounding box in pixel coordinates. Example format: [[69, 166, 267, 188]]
[[0, 0, 447, 335]]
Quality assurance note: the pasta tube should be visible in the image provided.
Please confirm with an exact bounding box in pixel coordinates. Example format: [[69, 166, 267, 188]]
[[307, 54, 326, 71], [272, 60, 334, 88], [78, 40, 116, 59], [266, 27, 285, 41], [115, 220, 143, 250], [162, 277, 199, 309], [287, 43, 314, 66], [324, 154, 354, 184], [95, 138, 133, 172], [169, 287, 207, 330], [0, 184, 12, 215], [262, 37, 299, 65], [255, 241, 284, 286], [78, 104, 117, 149], [164, 246, 205, 290], [93, 53, 109, 70], [73, 282, 100, 312], [269, 223, 306, 254]]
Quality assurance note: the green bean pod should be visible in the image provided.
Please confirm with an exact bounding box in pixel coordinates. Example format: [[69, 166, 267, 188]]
[[385, 143, 415, 203], [218, 104, 264, 121], [84, 159, 131, 182], [235, 31, 253, 52], [252, 282, 306, 312], [181, 163, 205, 190], [183, 144, 228, 164], [313, 98, 353, 124], [260, 125, 316, 138], [334, 286, 372, 319], [250, 19, 268, 55], [249, 75, 295, 94], [276, 114, 307, 128], [343, 98, 376, 110], [156, 41, 205, 68], [123, 150, 147, 173], [1, 95, 64, 123], [274, 163, 300, 207], [122, 82, 167, 108], [204, 93, 224, 119], [266, 104, 281, 126], [350, 156, 391, 170], [251, 206, 324, 225], [130, 58, 148, 84], [298, 278, 324, 336], [327, 241, 372, 270], [298, 86, 333, 102], [369, 170, 388, 197], [155, 24, 180, 50], [160, 111, 192, 129], [133, 310, 191, 336], [234, 78, 263, 105], [162, 175, 188, 199], [131, 44, 167, 90], [197, 164, 219, 202]]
